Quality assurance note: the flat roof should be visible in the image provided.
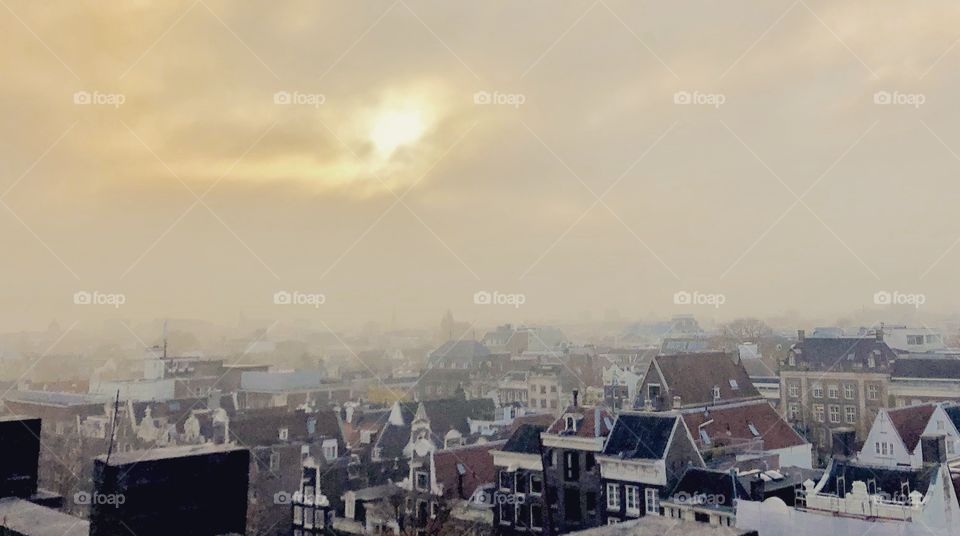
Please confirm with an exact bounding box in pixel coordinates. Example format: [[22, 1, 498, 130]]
[[0, 498, 89, 536], [0, 414, 40, 423], [96, 442, 246, 466]]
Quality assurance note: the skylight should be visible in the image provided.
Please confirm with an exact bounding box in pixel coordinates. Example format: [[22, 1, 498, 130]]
[[729, 379, 739, 390]]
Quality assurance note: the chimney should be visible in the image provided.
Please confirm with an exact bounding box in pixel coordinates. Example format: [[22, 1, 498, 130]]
[[921, 434, 947, 465], [831, 427, 856, 460], [875, 327, 884, 342], [572, 389, 579, 407], [797, 329, 805, 343]]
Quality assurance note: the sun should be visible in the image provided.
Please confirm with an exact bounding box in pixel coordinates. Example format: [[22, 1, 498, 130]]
[[369, 109, 426, 157]]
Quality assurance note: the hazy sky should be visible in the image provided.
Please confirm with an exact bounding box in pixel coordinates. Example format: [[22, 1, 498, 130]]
[[3, 0, 960, 331]]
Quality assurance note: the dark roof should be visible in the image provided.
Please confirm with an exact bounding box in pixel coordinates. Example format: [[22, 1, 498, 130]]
[[667, 468, 748, 511], [399, 398, 495, 436], [892, 358, 960, 379], [229, 408, 344, 452], [503, 424, 547, 454], [602, 413, 678, 460], [945, 406, 960, 434], [653, 353, 760, 406], [887, 405, 937, 453], [789, 337, 896, 371], [820, 460, 937, 497], [682, 401, 807, 451], [546, 406, 613, 438], [372, 422, 411, 459]]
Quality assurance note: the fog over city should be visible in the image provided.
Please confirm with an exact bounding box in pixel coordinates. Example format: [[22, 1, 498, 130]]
[[5, 2, 960, 536]]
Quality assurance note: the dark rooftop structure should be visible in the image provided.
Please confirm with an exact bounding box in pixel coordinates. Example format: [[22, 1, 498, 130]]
[[891, 358, 960, 379], [666, 467, 749, 512], [786, 335, 896, 371], [601, 413, 679, 460], [502, 423, 548, 454], [0, 416, 41, 499], [91, 443, 249, 536]]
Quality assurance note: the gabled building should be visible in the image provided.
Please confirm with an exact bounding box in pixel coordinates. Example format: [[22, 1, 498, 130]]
[[539, 402, 613, 532], [636, 353, 762, 411], [779, 330, 896, 455], [598, 412, 704, 524], [857, 402, 960, 469], [661, 467, 749, 529], [491, 424, 549, 535]]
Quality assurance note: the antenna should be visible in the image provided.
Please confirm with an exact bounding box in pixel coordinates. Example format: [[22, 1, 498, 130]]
[[105, 389, 121, 465], [162, 319, 168, 359]]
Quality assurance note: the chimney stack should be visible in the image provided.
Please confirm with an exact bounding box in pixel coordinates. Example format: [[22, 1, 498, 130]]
[[797, 329, 805, 343], [572, 389, 579, 407], [875, 327, 884, 342]]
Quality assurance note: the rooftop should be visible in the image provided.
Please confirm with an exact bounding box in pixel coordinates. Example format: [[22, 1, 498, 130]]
[[0, 498, 89, 536], [96, 442, 246, 466]]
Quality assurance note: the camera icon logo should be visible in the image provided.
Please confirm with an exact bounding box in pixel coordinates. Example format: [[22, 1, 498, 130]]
[[673, 291, 692, 305], [873, 291, 892, 305], [273, 91, 292, 105], [673, 91, 691, 105], [73, 291, 92, 305], [473, 91, 492, 105], [73, 91, 91, 105], [274, 290, 292, 305], [473, 290, 492, 305], [274, 491, 292, 505], [74, 491, 91, 505], [873, 91, 892, 105]]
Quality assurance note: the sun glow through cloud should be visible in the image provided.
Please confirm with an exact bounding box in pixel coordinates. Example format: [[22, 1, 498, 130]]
[[369, 109, 427, 157]]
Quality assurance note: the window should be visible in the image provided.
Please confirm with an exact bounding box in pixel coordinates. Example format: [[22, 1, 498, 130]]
[[845, 406, 856, 423], [813, 404, 825, 422], [551, 400, 557, 409], [867, 384, 880, 401], [279, 427, 289, 440], [269, 451, 280, 472], [564, 488, 582, 522], [586, 492, 597, 514], [416, 471, 429, 491], [564, 451, 580, 481], [530, 474, 543, 495], [712, 386, 721, 401], [551, 385, 557, 393], [606, 483, 620, 510], [322, 438, 338, 461], [908, 335, 923, 345], [729, 379, 739, 390], [565, 416, 576, 432], [647, 384, 661, 402], [843, 383, 855, 400], [499, 503, 514, 526], [531, 504, 543, 530], [938, 420, 945, 431], [500, 471, 512, 490], [828, 385, 839, 399], [645, 488, 660, 515], [516, 472, 528, 494], [624, 486, 640, 515], [788, 403, 799, 420], [788, 383, 800, 398], [828, 405, 840, 423], [585, 452, 596, 471], [748, 423, 760, 437], [812, 383, 823, 398], [540, 386, 546, 394]]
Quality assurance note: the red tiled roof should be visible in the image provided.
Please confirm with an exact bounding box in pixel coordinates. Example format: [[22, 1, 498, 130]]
[[682, 400, 806, 451], [546, 406, 613, 438], [433, 441, 504, 501], [887, 404, 936, 453]]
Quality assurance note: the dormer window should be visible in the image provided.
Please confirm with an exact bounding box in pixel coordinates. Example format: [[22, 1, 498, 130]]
[[279, 427, 289, 441], [565, 416, 577, 432], [712, 386, 721, 402], [728, 379, 739, 390]]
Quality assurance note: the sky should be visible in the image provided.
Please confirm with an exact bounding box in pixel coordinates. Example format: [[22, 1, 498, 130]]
[[3, 0, 960, 332]]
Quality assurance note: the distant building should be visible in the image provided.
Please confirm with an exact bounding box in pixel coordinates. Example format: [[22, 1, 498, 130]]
[[779, 330, 896, 456], [889, 358, 960, 406], [90, 443, 249, 536], [0, 416, 41, 500]]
